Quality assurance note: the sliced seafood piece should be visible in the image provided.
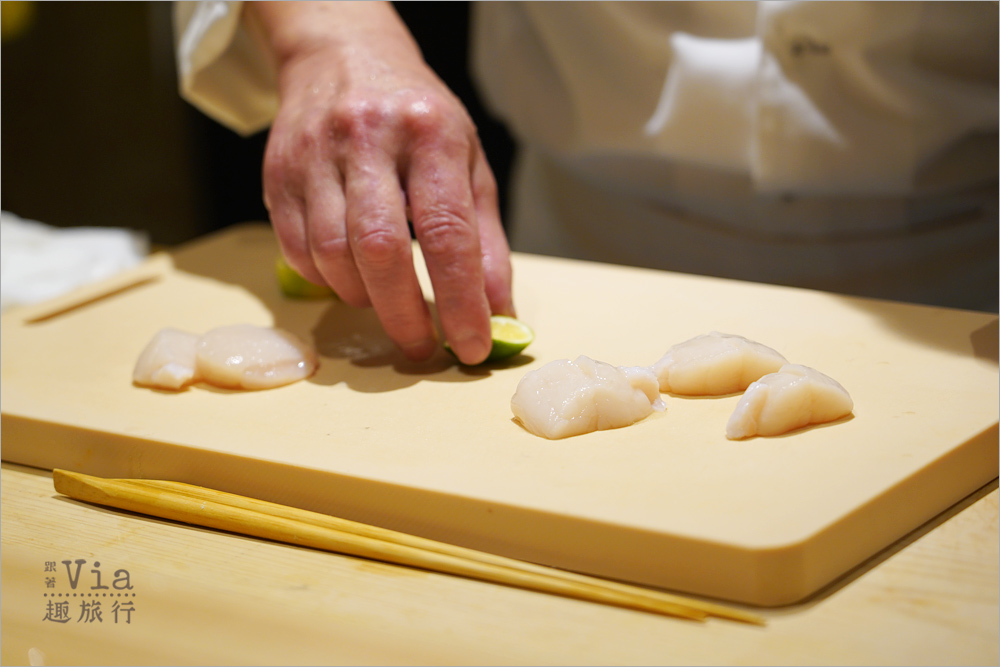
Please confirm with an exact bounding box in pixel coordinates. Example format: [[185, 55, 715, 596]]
[[726, 364, 853, 439], [653, 332, 787, 395], [511, 356, 665, 439], [195, 324, 318, 390], [132, 328, 201, 390]]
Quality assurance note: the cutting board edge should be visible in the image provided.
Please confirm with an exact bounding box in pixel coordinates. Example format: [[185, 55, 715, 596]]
[[751, 420, 1000, 606], [4, 412, 996, 606]]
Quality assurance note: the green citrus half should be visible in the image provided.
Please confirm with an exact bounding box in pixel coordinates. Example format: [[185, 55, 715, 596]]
[[446, 315, 534, 364], [275, 256, 337, 299]]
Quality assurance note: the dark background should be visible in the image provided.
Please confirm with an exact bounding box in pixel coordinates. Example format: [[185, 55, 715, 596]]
[[1, 1, 515, 246]]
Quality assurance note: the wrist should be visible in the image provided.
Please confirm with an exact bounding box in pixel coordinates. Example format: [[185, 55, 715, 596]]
[[248, 1, 422, 71]]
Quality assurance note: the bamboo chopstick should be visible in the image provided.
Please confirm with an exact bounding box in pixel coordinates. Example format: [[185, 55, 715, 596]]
[[130, 477, 761, 625], [52, 469, 764, 625]]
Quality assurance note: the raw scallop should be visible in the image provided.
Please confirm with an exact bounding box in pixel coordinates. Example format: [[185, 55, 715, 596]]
[[511, 356, 665, 439], [195, 324, 318, 390], [132, 328, 201, 390], [726, 364, 853, 439], [653, 332, 787, 395]]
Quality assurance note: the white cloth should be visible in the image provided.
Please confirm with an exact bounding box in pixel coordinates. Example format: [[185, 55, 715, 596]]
[[173, 1, 998, 310], [0, 212, 148, 312]]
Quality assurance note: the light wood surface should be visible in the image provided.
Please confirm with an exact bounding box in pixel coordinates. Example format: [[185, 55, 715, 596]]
[[1, 223, 997, 605], [2, 462, 996, 666], [50, 469, 761, 624]]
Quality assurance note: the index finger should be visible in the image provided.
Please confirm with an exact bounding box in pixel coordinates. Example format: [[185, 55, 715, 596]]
[[406, 147, 492, 366], [343, 154, 438, 361], [471, 147, 514, 319]]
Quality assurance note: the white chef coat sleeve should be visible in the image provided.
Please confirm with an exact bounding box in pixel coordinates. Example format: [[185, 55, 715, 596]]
[[173, 0, 278, 136]]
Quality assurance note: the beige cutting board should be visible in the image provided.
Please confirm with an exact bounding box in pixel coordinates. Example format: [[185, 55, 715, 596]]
[[2, 223, 997, 606]]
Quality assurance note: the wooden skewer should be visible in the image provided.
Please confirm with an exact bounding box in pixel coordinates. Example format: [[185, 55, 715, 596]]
[[53, 469, 764, 626]]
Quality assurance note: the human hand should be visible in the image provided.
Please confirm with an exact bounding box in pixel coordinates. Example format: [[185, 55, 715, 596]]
[[250, 1, 513, 365]]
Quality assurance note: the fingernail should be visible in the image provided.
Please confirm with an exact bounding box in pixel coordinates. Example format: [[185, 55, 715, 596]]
[[453, 330, 492, 365]]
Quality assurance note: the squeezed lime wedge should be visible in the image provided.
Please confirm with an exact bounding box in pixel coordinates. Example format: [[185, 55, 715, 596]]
[[446, 315, 534, 364], [486, 315, 534, 361], [275, 256, 337, 299]]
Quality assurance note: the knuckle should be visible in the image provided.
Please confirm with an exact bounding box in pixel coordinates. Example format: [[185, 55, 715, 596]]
[[401, 98, 449, 135], [400, 97, 473, 151], [262, 137, 296, 187], [311, 235, 352, 264], [332, 97, 390, 144], [417, 208, 475, 255], [262, 158, 290, 193], [352, 224, 408, 269], [264, 116, 330, 178], [298, 115, 334, 156]]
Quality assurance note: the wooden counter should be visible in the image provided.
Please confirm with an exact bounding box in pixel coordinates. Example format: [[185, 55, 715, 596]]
[[1, 462, 996, 665]]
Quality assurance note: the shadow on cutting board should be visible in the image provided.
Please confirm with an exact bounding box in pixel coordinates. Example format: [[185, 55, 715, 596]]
[[167, 223, 532, 393]]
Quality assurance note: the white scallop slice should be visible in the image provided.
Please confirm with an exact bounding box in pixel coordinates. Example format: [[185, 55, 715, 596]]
[[653, 331, 787, 395], [726, 364, 854, 439], [132, 328, 201, 390], [511, 356, 665, 440], [195, 324, 318, 390]]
